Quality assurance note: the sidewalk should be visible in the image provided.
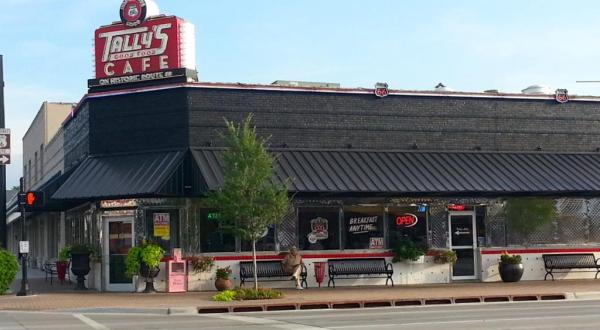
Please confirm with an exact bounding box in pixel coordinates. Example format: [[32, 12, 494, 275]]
[[2, 277, 600, 312]]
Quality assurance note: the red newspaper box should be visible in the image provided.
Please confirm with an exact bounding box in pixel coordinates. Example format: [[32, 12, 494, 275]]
[[167, 248, 187, 293], [314, 262, 326, 288]]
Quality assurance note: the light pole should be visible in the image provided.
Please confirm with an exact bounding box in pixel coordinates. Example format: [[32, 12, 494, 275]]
[[16, 177, 28, 296], [0, 55, 6, 250]]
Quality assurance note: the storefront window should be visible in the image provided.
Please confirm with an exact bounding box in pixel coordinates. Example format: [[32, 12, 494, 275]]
[[199, 209, 236, 252], [343, 206, 384, 249], [242, 225, 276, 252], [387, 206, 427, 248], [298, 207, 340, 250], [145, 209, 180, 254]]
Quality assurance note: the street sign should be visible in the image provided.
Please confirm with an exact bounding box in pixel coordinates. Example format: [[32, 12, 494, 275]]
[[0, 128, 10, 165], [19, 241, 29, 254]]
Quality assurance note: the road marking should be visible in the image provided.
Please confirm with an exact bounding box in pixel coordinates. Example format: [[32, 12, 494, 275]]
[[72, 314, 109, 330], [206, 314, 328, 329], [327, 313, 600, 328]]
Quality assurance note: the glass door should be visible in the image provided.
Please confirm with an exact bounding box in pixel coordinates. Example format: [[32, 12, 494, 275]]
[[448, 211, 477, 280], [103, 217, 134, 291]]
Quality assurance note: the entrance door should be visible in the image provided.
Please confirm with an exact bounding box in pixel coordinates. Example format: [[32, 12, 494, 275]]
[[449, 211, 477, 280], [103, 217, 134, 291]]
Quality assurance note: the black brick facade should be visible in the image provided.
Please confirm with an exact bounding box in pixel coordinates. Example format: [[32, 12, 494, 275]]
[[63, 85, 600, 165]]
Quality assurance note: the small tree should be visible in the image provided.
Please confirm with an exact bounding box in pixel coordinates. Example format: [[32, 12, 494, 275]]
[[505, 198, 556, 245], [207, 115, 291, 290]]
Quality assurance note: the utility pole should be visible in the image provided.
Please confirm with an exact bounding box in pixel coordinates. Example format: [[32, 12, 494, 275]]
[[0, 55, 6, 250]]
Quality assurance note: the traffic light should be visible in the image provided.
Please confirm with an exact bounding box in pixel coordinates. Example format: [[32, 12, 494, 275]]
[[19, 191, 45, 209]]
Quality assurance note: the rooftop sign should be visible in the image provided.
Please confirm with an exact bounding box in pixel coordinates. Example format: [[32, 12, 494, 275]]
[[89, 0, 196, 88]]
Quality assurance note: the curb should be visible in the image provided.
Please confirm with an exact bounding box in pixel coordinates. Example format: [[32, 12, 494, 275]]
[[196, 293, 567, 314]]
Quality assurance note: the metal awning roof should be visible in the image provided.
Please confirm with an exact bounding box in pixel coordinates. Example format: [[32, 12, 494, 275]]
[[53, 150, 186, 200], [191, 149, 600, 196]]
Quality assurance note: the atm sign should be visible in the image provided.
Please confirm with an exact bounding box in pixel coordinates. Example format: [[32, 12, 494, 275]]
[[395, 214, 418, 228]]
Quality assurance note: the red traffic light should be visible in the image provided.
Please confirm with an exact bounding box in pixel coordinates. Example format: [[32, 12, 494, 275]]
[[21, 191, 45, 208], [26, 192, 36, 206]]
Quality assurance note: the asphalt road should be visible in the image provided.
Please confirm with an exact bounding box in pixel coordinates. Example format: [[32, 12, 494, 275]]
[[2, 299, 600, 330]]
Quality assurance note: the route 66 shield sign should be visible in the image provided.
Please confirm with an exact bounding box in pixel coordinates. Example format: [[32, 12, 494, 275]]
[[555, 89, 569, 103]]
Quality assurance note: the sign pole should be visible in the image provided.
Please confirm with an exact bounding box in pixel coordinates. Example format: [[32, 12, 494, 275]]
[[0, 55, 6, 250], [16, 177, 28, 296]]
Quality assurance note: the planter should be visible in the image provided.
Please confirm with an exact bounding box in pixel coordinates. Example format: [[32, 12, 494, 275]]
[[70, 252, 91, 290], [407, 256, 425, 264], [215, 278, 232, 291], [139, 263, 160, 293], [498, 262, 524, 282], [56, 261, 68, 284]]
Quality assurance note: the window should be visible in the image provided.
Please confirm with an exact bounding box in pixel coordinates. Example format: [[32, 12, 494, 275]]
[[387, 206, 427, 248], [343, 206, 384, 249], [199, 209, 235, 252], [298, 207, 340, 250], [241, 225, 276, 252], [145, 209, 180, 254]]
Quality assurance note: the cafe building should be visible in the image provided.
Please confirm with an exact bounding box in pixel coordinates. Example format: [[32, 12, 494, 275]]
[[24, 0, 600, 291]]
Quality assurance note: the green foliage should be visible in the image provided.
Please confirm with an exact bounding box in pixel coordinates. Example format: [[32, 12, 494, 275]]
[[212, 287, 283, 302], [58, 246, 71, 262], [431, 249, 458, 265], [188, 256, 215, 274], [505, 198, 556, 244], [0, 249, 19, 294], [212, 290, 237, 302], [234, 287, 283, 300], [66, 244, 101, 262], [216, 266, 232, 280], [206, 115, 291, 289], [392, 239, 426, 262], [126, 246, 143, 277], [500, 252, 522, 264], [125, 243, 165, 277]]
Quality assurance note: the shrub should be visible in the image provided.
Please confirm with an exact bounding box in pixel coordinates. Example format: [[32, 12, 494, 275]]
[[431, 249, 458, 265], [392, 239, 426, 262], [67, 244, 102, 262], [188, 256, 215, 274], [125, 243, 165, 277], [211, 287, 283, 302], [500, 251, 522, 264], [0, 249, 18, 294]]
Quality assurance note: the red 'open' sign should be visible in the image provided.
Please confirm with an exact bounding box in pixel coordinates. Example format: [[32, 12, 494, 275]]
[[395, 214, 418, 228]]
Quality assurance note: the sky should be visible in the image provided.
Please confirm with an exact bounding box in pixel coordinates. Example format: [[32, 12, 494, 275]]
[[2, 0, 600, 187]]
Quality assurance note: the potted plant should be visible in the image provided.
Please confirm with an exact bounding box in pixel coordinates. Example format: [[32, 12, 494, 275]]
[[68, 244, 99, 290], [126, 242, 165, 293], [431, 249, 458, 265], [498, 251, 524, 282], [392, 239, 426, 264], [57, 246, 71, 284], [215, 266, 233, 291]]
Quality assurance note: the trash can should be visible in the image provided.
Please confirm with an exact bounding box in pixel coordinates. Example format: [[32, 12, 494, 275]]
[[314, 262, 326, 288]]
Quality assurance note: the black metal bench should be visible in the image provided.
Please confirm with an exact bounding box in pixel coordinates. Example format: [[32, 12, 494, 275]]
[[240, 260, 308, 288], [42, 261, 58, 285], [327, 258, 393, 288], [542, 253, 600, 281]]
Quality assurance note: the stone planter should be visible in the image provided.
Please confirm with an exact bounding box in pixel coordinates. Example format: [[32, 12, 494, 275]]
[[139, 263, 160, 293], [215, 278, 232, 291], [70, 252, 91, 290], [498, 262, 524, 282]]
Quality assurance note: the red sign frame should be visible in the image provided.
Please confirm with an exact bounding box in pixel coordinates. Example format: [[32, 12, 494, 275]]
[[395, 213, 419, 228], [94, 16, 184, 79]]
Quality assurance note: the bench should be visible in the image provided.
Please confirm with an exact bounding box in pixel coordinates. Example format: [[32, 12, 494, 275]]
[[542, 254, 600, 281], [327, 258, 393, 288], [240, 260, 308, 288]]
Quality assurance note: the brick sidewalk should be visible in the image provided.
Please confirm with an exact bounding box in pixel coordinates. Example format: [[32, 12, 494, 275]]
[[2, 279, 600, 312]]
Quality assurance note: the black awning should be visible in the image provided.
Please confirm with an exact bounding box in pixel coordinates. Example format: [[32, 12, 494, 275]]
[[192, 148, 600, 196], [53, 150, 186, 200]]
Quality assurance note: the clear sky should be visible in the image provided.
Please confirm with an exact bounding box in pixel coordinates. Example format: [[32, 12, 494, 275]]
[[2, 0, 600, 186]]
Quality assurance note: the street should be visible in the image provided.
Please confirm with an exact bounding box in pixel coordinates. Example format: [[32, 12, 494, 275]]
[[2, 299, 600, 330]]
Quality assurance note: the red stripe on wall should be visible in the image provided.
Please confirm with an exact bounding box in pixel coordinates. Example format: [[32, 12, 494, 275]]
[[481, 248, 600, 255]]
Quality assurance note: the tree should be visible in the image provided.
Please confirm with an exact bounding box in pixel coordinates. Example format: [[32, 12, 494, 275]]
[[505, 198, 556, 245], [206, 115, 291, 290]]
